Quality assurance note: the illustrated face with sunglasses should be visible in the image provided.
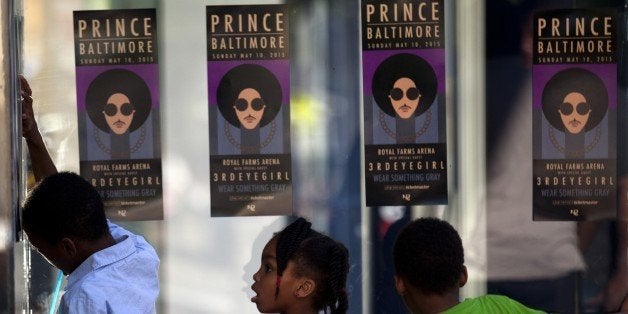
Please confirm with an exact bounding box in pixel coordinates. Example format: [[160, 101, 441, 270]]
[[234, 88, 266, 130], [558, 92, 590, 134], [103, 93, 136, 135], [388, 77, 421, 119]]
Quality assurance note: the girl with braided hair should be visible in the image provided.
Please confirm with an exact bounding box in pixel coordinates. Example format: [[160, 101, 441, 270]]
[[250, 217, 350, 314]]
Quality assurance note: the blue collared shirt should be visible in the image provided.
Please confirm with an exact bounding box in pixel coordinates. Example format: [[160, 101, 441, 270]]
[[58, 221, 160, 313]]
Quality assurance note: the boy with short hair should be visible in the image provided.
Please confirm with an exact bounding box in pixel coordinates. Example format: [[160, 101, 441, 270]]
[[392, 217, 545, 313], [20, 75, 159, 313]]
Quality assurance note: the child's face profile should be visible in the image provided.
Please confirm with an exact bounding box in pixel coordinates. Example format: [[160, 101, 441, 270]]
[[251, 237, 299, 313]]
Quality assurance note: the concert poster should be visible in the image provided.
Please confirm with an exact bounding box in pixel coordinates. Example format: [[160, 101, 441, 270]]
[[532, 8, 617, 220], [362, 0, 447, 206], [207, 5, 292, 217], [73, 9, 163, 220]]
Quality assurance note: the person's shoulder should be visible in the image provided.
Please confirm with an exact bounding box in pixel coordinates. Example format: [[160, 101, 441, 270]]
[[480, 294, 547, 313], [444, 295, 546, 314], [105, 220, 160, 269], [107, 220, 131, 235], [107, 220, 155, 247]]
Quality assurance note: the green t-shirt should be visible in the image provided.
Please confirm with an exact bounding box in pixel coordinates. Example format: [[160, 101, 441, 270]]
[[444, 295, 546, 314]]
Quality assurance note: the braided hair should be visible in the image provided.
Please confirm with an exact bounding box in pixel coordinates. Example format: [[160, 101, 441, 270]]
[[275, 217, 350, 314]]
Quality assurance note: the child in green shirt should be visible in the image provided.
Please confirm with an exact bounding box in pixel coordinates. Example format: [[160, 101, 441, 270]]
[[392, 217, 545, 314]]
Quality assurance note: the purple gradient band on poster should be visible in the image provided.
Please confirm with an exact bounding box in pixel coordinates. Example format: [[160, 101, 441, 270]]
[[75, 64, 160, 112], [532, 63, 617, 109], [207, 59, 290, 105], [363, 49, 445, 94]]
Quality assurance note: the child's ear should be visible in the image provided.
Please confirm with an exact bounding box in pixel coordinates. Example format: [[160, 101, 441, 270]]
[[394, 275, 407, 295], [294, 278, 316, 298], [60, 237, 78, 257], [459, 265, 468, 288]]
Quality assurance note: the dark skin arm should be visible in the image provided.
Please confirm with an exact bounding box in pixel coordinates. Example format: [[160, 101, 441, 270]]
[[20, 75, 117, 274], [19, 75, 57, 182]]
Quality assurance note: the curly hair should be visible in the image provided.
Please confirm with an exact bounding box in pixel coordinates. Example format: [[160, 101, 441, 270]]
[[393, 217, 464, 294], [541, 67, 608, 132], [22, 172, 108, 244], [85, 68, 152, 133], [275, 217, 349, 314], [216, 64, 282, 128], [372, 53, 438, 118]]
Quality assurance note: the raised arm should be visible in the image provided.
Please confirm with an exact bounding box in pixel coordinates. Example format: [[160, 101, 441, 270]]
[[20, 75, 57, 182]]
